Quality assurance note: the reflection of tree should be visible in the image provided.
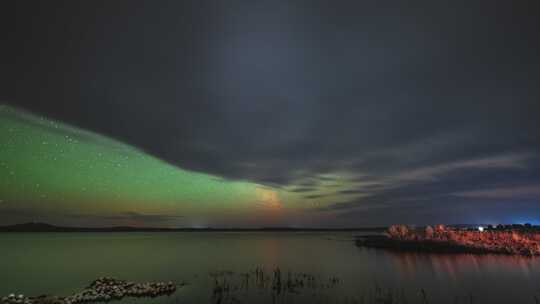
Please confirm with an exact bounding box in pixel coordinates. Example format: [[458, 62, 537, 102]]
[[387, 247, 539, 280]]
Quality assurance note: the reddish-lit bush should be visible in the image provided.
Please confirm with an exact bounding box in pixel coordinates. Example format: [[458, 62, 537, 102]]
[[387, 225, 411, 240], [386, 225, 540, 256]]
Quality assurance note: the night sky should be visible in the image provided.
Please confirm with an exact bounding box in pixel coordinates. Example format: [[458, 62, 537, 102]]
[[1, 1, 540, 227]]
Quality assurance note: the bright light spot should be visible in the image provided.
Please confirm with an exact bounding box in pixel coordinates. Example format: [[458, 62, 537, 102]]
[[478, 226, 484, 232], [256, 188, 282, 210]]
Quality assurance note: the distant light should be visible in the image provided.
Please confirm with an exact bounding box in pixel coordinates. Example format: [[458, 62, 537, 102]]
[[478, 226, 484, 232]]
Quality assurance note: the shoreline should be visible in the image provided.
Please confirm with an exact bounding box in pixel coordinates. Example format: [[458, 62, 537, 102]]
[[0, 223, 386, 233], [355, 234, 536, 256]]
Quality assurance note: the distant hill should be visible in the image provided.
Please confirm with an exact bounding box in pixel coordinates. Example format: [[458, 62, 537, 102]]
[[0, 222, 175, 232], [0, 222, 386, 233], [0, 222, 62, 232]]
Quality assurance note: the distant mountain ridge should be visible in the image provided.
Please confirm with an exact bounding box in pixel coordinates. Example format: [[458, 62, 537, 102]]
[[0, 222, 174, 232], [0, 222, 387, 232]]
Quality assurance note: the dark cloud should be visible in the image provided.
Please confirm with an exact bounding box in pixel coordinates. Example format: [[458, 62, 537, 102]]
[[304, 194, 328, 200], [316, 175, 338, 182], [2, 0, 540, 225], [334, 198, 540, 227], [452, 185, 540, 200], [290, 187, 317, 193], [337, 189, 366, 195]]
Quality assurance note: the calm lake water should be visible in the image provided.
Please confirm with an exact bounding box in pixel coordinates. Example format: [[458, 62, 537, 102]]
[[1, 232, 540, 304]]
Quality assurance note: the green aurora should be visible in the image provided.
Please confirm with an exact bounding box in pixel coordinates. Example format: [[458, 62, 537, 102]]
[[0, 105, 364, 227]]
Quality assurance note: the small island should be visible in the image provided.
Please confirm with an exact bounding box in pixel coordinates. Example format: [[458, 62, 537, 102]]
[[356, 224, 540, 256]]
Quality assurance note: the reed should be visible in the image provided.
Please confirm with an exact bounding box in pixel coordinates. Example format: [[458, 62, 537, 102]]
[[206, 267, 503, 304]]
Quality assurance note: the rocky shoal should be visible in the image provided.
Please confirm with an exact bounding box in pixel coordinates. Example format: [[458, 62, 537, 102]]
[[1, 277, 179, 304]]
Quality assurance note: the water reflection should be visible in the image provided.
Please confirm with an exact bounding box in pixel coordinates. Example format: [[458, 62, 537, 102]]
[[383, 250, 540, 280], [2, 232, 540, 304]]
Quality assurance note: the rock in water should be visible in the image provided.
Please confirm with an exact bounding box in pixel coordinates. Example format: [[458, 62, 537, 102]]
[[1, 278, 181, 304]]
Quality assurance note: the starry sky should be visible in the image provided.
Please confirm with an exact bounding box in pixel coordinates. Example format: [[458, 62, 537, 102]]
[[1, 0, 540, 227]]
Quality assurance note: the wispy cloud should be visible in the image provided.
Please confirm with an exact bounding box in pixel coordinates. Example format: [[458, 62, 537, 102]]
[[304, 194, 328, 199], [453, 184, 540, 199], [316, 152, 538, 217], [392, 153, 531, 182], [290, 187, 317, 193]]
